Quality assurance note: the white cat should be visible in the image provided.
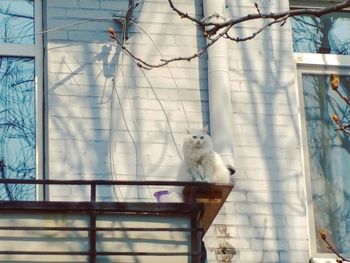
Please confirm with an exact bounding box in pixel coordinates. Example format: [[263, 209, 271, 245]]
[[177, 127, 231, 184]]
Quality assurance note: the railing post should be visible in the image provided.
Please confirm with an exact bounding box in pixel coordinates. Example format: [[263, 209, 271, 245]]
[[191, 210, 203, 263], [191, 215, 202, 263], [90, 183, 96, 203], [89, 183, 96, 263], [89, 213, 96, 263]]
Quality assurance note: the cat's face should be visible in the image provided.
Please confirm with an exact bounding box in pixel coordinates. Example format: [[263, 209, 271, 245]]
[[184, 127, 211, 148]]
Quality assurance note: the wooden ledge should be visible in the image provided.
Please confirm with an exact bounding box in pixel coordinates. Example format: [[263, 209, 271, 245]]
[[183, 183, 234, 234]]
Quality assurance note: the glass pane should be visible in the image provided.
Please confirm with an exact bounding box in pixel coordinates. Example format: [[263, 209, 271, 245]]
[[0, 0, 34, 44], [0, 57, 36, 201], [292, 12, 350, 55], [302, 73, 350, 256]]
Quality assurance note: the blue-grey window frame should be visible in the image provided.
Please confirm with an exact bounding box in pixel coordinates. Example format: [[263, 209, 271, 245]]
[[0, 0, 43, 200], [292, 1, 350, 261]]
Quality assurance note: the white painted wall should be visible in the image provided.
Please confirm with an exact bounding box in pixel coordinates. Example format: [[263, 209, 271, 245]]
[[211, 1, 308, 262], [46, 0, 309, 262], [0, 212, 190, 262], [46, 0, 207, 201]]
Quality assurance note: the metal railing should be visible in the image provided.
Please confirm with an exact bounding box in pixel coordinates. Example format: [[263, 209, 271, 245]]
[[0, 179, 206, 263]]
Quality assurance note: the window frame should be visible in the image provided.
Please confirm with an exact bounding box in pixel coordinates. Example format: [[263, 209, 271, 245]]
[[297, 65, 350, 262], [293, 2, 350, 261], [0, 0, 43, 200]]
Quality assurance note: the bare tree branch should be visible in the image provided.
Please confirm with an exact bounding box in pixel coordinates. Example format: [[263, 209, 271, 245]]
[[107, 0, 350, 69], [110, 19, 234, 69], [168, 0, 350, 35], [223, 15, 289, 42]]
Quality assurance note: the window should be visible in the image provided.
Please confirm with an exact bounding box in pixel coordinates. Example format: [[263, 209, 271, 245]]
[[0, 0, 42, 201], [292, 2, 350, 260], [299, 72, 350, 258], [292, 10, 350, 54]]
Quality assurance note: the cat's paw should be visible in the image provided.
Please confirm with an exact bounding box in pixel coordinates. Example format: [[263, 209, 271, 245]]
[[194, 176, 203, 182], [203, 177, 212, 183]]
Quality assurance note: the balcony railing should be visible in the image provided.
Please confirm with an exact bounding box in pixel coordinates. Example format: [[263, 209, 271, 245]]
[[0, 179, 233, 263]]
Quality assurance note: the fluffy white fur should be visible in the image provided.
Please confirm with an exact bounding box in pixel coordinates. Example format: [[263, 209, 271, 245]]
[[177, 127, 230, 184]]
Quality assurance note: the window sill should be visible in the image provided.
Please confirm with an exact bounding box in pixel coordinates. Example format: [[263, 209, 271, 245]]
[[311, 258, 341, 263], [294, 52, 350, 67]]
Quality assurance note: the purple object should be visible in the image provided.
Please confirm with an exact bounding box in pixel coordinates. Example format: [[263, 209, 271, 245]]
[[154, 190, 169, 202]]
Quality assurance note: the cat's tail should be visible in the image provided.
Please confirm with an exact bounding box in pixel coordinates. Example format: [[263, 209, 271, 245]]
[[213, 153, 232, 184], [170, 162, 193, 200]]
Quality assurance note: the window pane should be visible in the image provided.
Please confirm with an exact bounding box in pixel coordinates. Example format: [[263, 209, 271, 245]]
[[302, 73, 350, 256], [292, 12, 350, 55], [0, 57, 36, 201], [0, 0, 34, 44]]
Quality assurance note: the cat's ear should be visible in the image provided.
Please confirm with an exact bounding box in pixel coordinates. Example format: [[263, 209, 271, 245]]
[[186, 128, 191, 134], [203, 126, 209, 134]]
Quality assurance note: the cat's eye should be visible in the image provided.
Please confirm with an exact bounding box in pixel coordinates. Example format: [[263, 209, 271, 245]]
[[200, 136, 204, 139], [192, 136, 197, 139]]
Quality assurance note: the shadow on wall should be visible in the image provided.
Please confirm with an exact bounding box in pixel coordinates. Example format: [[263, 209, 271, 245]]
[[46, 1, 146, 262], [45, 0, 308, 261], [47, 0, 209, 203], [221, 0, 307, 262], [46, 2, 207, 259], [105, 0, 209, 201], [47, 0, 128, 200]]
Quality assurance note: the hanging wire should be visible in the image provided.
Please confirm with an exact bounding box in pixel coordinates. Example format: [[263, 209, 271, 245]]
[[108, 1, 180, 198], [94, 56, 123, 201], [108, 2, 153, 200], [134, 61, 183, 160], [108, 20, 139, 201], [131, 21, 191, 130], [105, 31, 186, 164], [0, 10, 187, 199], [108, 72, 123, 202], [117, 20, 153, 199], [0, 16, 125, 41], [120, 20, 145, 182]]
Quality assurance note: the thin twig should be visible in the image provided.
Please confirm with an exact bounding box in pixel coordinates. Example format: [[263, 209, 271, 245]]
[[224, 15, 289, 42], [167, 0, 205, 26], [335, 89, 350, 105], [320, 231, 350, 262], [335, 124, 350, 136], [333, 115, 350, 135], [254, 2, 261, 16]]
